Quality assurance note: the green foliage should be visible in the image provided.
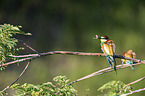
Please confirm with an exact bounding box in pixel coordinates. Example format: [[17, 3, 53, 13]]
[[98, 81, 132, 96], [0, 91, 8, 96], [11, 76, 77, 96], [0, 24, 31, 68]]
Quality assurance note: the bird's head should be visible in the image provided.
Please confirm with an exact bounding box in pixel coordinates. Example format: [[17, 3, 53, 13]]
[[99, 35, 109, 42]]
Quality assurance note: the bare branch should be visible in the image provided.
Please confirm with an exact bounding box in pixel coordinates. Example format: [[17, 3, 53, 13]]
[[121, 88, 145, 96], [0, 56, 36, 67], [1, 51, 144, 67], [123, 76, 145, 89], [9, 54, 38, 57], [68, 63, 141, 85], [11, 38, 39, 54], [1, 60, 31, 92], [8, 51, 104, 58]]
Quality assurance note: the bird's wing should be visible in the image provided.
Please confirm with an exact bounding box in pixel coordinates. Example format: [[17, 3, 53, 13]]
[[132, 52, 136, 59], [104, 40, 115, 56], [102, 43, 110, 55]]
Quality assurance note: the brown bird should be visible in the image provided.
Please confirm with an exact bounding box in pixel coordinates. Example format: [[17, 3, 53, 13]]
[[121, 50, 136, 71], [97, 35, 117, 74]]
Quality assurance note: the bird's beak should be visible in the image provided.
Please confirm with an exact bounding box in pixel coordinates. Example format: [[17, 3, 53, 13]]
[[93, 35, 100, 39]]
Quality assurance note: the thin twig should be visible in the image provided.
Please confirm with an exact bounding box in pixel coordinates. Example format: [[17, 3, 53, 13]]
[[11, 38, 39, 54], [121, 88, 145, 96], [1, 60, 31, 92], [9, 54, 38, 57], [68, 63, 140, 85], [123, 76, 145, 89], [0, 56, 36, 67]]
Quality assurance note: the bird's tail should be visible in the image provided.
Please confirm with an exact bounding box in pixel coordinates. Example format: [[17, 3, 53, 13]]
[[107, 56, 117, 74], [128, 61, 135, 71], [129, 63, 135, 71], [131, 66, 135, 71], [106, 57, 113, 68], [113, 56, 117, 74]]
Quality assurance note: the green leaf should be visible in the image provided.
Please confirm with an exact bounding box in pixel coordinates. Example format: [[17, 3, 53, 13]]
[[0, 24, 31, 67], [11, 76, 77, 96], [98, 81, 132, 96]]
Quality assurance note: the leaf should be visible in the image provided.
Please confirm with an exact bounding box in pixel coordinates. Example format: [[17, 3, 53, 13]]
[[0, 24, 31, 67], [10, 76, 77, 96], [98, 81, 132, 96]]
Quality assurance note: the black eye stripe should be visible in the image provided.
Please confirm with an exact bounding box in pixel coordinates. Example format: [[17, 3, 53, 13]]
[[100, 36, 109, 39], [101, 37, 107, 39]]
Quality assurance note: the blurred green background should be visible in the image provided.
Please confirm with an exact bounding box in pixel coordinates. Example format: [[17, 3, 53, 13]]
[[0, 0, 145, 95]]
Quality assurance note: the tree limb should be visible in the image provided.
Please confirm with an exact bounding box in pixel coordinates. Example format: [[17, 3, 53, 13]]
[[1, 51, 143, 68], [68, 63, 141, 85]]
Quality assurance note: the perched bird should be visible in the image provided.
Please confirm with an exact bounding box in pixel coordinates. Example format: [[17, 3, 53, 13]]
[[121, 50, 136, 71], [97, 35, 117, 74]]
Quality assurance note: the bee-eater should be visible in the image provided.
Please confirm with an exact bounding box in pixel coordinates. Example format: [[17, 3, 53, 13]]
[[98, 35, 117, 74], [121, 50, 136, 71]]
